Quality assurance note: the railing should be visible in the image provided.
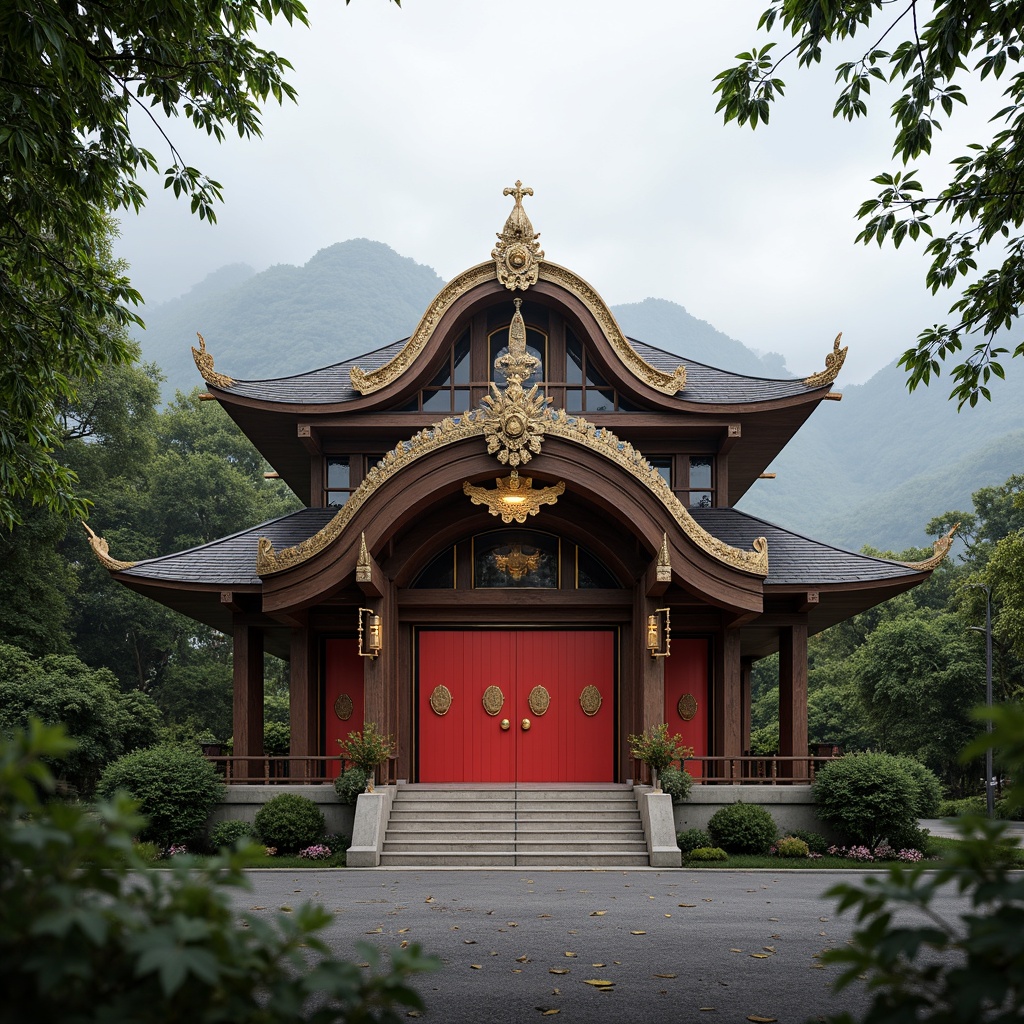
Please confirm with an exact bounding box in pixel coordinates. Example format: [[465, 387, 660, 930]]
[[204, 755, 399, 786], [632, 755, 842, 786]]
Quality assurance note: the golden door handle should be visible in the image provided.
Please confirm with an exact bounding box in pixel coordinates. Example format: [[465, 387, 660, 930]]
[[521, 718, 531, 731], [500, 718, 510, 731]]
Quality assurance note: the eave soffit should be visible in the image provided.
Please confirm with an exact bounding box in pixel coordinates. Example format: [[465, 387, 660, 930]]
[[257, 296, 769, 582]]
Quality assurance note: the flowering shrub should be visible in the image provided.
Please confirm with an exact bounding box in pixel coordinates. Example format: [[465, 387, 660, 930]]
[[827, 844, 925, 863], [263, 846, 277, 857], [166, 844, 188, 857], [299, 844, 332, 860]]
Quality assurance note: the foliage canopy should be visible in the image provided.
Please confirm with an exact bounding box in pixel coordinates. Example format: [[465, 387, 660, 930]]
[[1, 721, 435, 1022], [716, 2, 1024, 407]]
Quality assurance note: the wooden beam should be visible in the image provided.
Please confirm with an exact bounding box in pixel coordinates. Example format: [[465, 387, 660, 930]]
[[289, 626, 318, 777], [712, 628, 743, 764], [796, 591, 820, 614], [297, 423, 320, 454]]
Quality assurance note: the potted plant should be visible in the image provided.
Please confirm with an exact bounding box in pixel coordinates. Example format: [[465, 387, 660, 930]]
[[628, 723, 693, 792], [337, 723, 395, 793]]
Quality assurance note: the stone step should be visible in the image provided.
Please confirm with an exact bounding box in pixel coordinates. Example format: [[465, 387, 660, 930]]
[[394, 789, 634, 802], [387, 818, 640, 833], [378, 850, 650, 867], [386, 830, 645, 845]]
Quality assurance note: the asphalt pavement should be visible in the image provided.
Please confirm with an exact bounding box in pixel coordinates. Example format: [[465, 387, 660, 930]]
[[226, 867, 974, 1024]]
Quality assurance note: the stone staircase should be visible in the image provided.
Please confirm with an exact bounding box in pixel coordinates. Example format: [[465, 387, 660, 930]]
[[379, 784, 649, 867]]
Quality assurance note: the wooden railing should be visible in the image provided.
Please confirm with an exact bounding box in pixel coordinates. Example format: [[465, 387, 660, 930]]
[[632, 755, 842, 786], [204, 755, 399, 786]]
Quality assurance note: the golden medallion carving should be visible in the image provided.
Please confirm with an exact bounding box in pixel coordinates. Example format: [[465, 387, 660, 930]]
[[429, 685, 452, 716], [492, 181, 543, 291], [190, 332, 234, 389], [482, 685, 504, 716], [579, 685, 602, 717], [803, 332, 848, 388], [901, 522, 960, 571], [493, 543, 541, 580], [463, 471, 565, 525], [81, 522, 136, 571], [527, 685, 550, 716], [677, 693, 698, 722], [334, 693, 354, 721]]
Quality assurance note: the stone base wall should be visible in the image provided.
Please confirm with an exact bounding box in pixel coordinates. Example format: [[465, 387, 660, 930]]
[[208, 785, 356, 838], [672, 785, 842, 842]]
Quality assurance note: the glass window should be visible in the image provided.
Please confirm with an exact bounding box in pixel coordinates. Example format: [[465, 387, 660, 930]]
[[686, 456, 714, 507], [649, 457, 672, 488], [473, 531, 558, 589], [411, 547, 456, 588], [325, 457, 352, 506], [563, 330, 634, 412], [577, 547, 618, 588]]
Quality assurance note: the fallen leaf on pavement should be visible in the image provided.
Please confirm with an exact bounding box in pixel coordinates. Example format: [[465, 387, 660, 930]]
[[630, 930, 646, 935], [730, 948, 744, 953], [750, 953, 772, 959], [564, 952, 577, 957], [463, 940, 476, 944], [538, 914, 552, 919], [584, 979, 614, 987], [747, 1016, 777, 1022], [654, 973, 677, 979], [365, 928, 382, 934], [538, 1009, 560, 1016], [516, 955, 530, 963], [549, 968, 570, 975], [679, 903, 696, 908], [398, 928, 410, 934], [592, 963, 605, 968], [424, 897, 434, 903], [590, 911, 607, 916], [470, 964, 482, 970]]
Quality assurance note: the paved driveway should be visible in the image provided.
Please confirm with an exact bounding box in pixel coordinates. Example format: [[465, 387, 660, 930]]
[[228, 867, 971, 1023]]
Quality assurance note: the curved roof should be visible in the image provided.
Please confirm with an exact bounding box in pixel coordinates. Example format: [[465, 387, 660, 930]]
[[211, 336, 822, 408], [117, 505, 920, 590]]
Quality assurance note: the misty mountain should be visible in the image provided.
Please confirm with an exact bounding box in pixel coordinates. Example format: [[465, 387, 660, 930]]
[[131, 239, 1024, 553]]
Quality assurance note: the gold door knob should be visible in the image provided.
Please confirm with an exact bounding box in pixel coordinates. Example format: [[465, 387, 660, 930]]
[[521, 718, 531, 731], [500, 718, 510, 731]]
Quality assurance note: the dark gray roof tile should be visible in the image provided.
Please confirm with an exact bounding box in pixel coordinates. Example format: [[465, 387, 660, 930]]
[[690, 507, 922, 586], [121, 508, 336, 585]]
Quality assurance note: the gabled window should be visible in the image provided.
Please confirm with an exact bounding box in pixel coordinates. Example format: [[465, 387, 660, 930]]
[[393, 330, 471, 412]]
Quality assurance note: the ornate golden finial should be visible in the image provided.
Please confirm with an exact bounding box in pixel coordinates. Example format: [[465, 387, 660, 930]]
[[492, 180, 544, 291], [463, 470, 565, 524], [657, 533, 672, 583], [804, 332, 848, 388], [901, 522, 960, 571], [191, 332, 234, 389], [81, 522, 136, 571], [356, 532, 372, 583], [494, 297, 541, 386]]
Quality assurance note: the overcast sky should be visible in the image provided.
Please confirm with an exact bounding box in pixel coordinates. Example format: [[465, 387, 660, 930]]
[[114, 0, 999, 385]]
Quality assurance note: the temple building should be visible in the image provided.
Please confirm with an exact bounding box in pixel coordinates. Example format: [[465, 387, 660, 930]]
[[88, 183, 954, 786]]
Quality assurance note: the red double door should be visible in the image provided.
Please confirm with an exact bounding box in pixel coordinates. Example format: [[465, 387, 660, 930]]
[[418, 630, 615, 783], [663, 638, 710, 779]]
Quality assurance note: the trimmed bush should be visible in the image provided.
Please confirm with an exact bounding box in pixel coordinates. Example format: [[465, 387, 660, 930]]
[[687, 846, 728, 862], [938, 795, 986, 817], [334, 766, 370, 805], [707, 801, 778, 854], [885, 821, 931, 853], [788, 828, 828, 855], [813, 752, 919, 851], [209, 819, 255, 849], [659, 765, 694, 803], [254, 793, 325, 853], [97, 743, 223, 848], [775, 836, 810, 858], [895, 755, 944, 817], [676, 828, 712, 854]]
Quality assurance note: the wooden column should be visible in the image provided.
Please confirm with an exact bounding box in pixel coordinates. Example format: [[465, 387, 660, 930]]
[[232, 623, 264, 780], [630, 586, 664, 784], [778, 623, 809, 779], [712, 628, 742, 781], [289, 626, 318, 780]]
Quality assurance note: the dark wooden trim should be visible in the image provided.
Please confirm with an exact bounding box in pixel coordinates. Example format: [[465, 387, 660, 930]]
[[778, 623, 809, 779], [233, 622, 264, 764], [712, 628, 742, 763]]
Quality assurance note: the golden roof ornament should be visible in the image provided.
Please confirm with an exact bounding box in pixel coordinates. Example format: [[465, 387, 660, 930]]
[[901, 522, 960, 571], [481, 298, 550, 466], [463, 470, 565, 524], [356, 532, 372, 583], [804, 332, 848, 388], [657, 533, 672, 583], [81, 522, 136, 571], [191, 332, 234, 389], [492, 180, 544, 291]]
